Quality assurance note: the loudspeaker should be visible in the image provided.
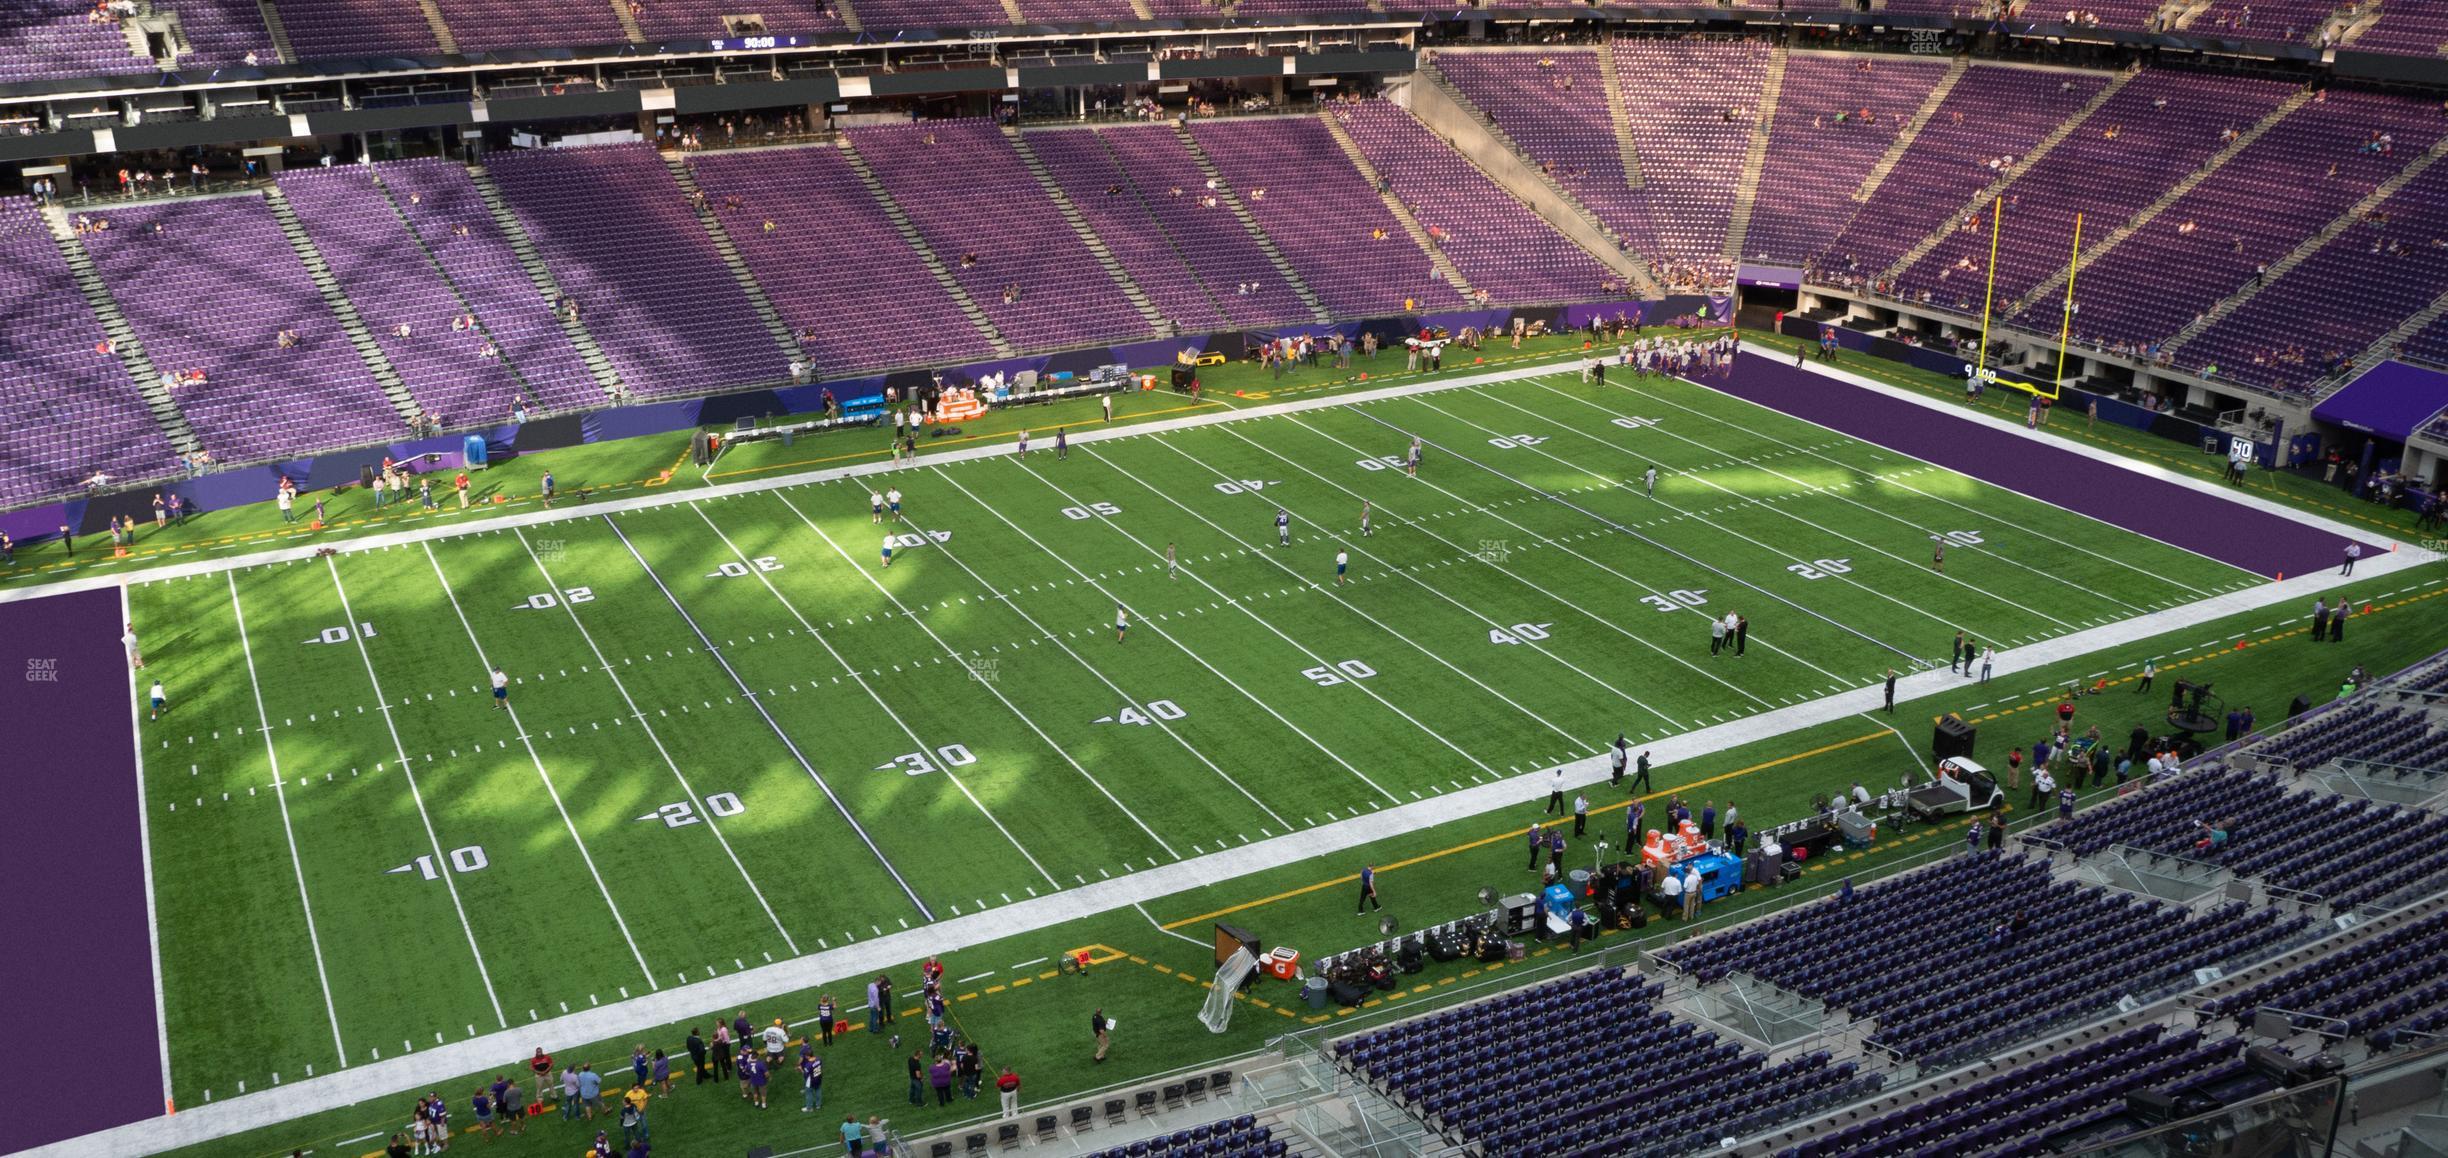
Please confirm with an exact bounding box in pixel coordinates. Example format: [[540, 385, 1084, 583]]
[[2246, 1046, 2313, 1086], [1933, 714, 1977, 762], [2124, 1089, 2180, 1124]]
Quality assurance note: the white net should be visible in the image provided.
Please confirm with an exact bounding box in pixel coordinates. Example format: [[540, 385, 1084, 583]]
[[1198, 948, 1259, 1034]]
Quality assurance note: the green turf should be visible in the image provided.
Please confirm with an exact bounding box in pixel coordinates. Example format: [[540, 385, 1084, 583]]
[[142, 553, 2446, 1158], [127, 365, 2364, 1113]]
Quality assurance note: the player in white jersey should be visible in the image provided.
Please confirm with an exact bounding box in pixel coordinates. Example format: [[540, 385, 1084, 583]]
[[1166, 541, 1177, 580], [1359, 499, 1372, 537], [1643, 466, 1657, 498], [1115, 603, 1129, 643], [1335, 550, 1349, 586], [870, 491, 883, 524]]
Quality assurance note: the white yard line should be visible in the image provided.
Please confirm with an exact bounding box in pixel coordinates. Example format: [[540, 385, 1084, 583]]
[[1415, 391, 2082, 635], [320, 555, 508, 1029], [222, 573, 348, 1072], [1531, 377, 2217, 601], [924, 464, 1400, 806], [1072, 448, 1591, 753], [809, 493, 1297, 832], [1341, 404, 1941, 672], [41, 544, 2444, 1158], [975, 458, 1513, 779], [750, 496, 1181, 862], [1211, 414, 1791, 712], [1133, 431, 1683, 728], [597, 512, 940, 919], [511, 528, 802, 957], [124, 582, 176, 1112], [1286, 408, 1871, 689], [1489, 380, 2175, 616], [421, 542, 659, 991]]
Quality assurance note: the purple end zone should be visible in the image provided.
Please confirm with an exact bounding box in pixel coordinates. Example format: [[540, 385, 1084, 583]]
[[1708, 354, 2384, 579], [0, 585, 166, 1151]]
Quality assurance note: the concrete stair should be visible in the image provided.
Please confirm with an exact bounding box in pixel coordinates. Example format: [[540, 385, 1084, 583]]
[[1171, 124, 1332, 324], [2007, 90, 2309, 318], [832, 0, 863, 32], [39, 206, 202, 458], [835, 138, 1013, 357], [1414, 58, 1615, 245], [1005, 127, 1172, 336], [2328, 286, 2448, 387], [1878, 68, 2140, 284], [463, 165, 628, 400], [1596, 44, 1643, 190], [1853, 56, 1968, 204], [363, 170, 555, 411], [609, 0, 646, 43], [1078, 128, 1233, 328], [2163, 135, 2448, 354], [1721, 44, 1787, 262], [1317, 111, 1475, 299], [416, 0, 458, 54], [661, 154, 809, 370], [261, 185, 424, 430], [252, 0, 296, 64], [997, 0, 1025, 22]]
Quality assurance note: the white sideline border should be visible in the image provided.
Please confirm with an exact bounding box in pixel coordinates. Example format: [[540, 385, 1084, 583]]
[[24, 355, 2445, 1158]]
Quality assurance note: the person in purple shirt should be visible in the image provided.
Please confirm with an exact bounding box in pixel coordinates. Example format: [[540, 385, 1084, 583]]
[[744, 1053, 770, 1109], [930, 1055, 956, 1105], [801, 1052, 824, 1112]]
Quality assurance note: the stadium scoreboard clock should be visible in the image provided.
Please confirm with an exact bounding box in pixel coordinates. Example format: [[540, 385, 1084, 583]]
[[706, 35, 810, 51]]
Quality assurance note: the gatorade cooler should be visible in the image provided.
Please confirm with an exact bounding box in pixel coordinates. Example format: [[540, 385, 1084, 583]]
[[1265, 947, 1301, 981]]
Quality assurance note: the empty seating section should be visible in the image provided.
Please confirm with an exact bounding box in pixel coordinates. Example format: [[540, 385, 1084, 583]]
[[1336, 966, 1881, 1156], [1015, 0, 1137, 18], [2191, 0, 2341, 42], [158, 0, 273, 66], [2409, 314, 2448, 371], [0, 203, 178, 507], [2205, 907, 2448, 1038], [274, 0, 442, 60], [1431, 50, 1656, 254], [1657, 852, 2310, 1061], [84, 195, 405, 463], [1612, 38, 1771, 277], [1192, 117, 1462, 318], [431, 0, 624, 54], [485, 144, 779, 398], [376, 159, 603, 412], [849, 120, 1152, 350], [2353, 5, 2448, 57], [0, 1, 153, 82], [687, 146, 996, 376], [1025, 128, 1231, 334], [1779, 1027, 2250, 1158], [1815, 65, 2107, 284], [1083, 1116, 1295, 1158], [2183, 159, 2448, 393], [1337, 101, 1617, 304], [1094, 125, 1313, 329], [2039, 762, 2448, 907], [1740, 53, 1949, 264], [1899, 71, 2297, 314], [2067, 89, 2445, 353], [280, 169, 531, 426], [2253, 703, 2447, 770], [840, 0, 1009, 29], [631, 0, 844, 39]]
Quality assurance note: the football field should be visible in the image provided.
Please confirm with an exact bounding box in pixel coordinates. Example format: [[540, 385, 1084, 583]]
[[128, 367, 2269, 1106]]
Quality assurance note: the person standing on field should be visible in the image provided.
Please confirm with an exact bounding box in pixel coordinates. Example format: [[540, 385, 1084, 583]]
[[996, 1066, 1021, 1118], [490, 666, 510, 710], [1356, 863, 1380, 913]]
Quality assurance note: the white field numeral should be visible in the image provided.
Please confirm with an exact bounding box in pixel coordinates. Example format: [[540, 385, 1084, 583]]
[[638, 792, 745, 827], [515, 587, 595, 610], [1486, 434, 1548, 449], [710, 557, 785, 578], [1302, 659, 1378, 686], [1787, 559, 1853, 580], [306, 622, 378, 645], [1061, 502, 1123, 520], [1489, 622, 1553, 645], [1105, 700, 1187, 726], [1639, 589, 1709, 613], [878, 744, 976, 776], [389, 845, 487, 879]]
